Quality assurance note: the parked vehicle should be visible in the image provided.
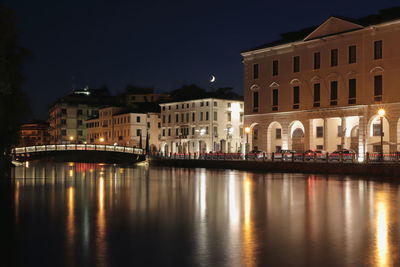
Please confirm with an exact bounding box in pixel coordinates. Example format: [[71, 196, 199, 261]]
[[246, 150, 267, 160], [330, 149, 356, 162], [274, 150, 297, 161], [304, 150, 315, 161]]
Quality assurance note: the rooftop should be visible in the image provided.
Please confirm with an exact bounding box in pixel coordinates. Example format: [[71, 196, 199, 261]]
[[242, 7, 400, 53]]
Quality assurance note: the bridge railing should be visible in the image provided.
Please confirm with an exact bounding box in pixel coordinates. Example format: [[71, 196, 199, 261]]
[[12, 144, 143, 155]]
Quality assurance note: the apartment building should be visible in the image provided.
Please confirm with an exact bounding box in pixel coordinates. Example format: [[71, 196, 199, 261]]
[[48, 87, 116, 143], [241, 9, 400, 159], [159, 98, 244, 154], [86, 105, 161, 151], [18, 121, 51, 146]]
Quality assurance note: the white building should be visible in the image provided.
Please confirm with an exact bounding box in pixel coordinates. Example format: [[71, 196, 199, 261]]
[[159, 98, 244, 154]]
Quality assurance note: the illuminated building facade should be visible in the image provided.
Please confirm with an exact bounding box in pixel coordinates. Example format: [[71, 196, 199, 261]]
[[242, 11, 400, 159], [48, 87, 116, 143], [159, 98, 244, 154], [18, 121, 51, 146], [86, 105, 161, 151]]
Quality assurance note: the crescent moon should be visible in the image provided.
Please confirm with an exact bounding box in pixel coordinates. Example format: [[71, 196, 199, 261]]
[[210, 75, 216, 83]]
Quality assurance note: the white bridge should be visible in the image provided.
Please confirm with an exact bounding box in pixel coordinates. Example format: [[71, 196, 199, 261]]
[[12, 144, 145, 163]]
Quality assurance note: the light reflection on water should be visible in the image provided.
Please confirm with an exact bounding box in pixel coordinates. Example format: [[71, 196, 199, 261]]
[[7, 162, 400, 266]]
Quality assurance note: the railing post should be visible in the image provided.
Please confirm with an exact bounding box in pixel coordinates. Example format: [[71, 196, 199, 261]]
[[291, 152, 295, 162], [272, 152, 275, 162], [340, 153, 343, 163], [263, 152, 266, 162], [366, 152, 369, 163], [326, 152, 329, 163]]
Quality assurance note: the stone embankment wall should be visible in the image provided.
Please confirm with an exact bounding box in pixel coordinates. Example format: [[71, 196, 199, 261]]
[[149, 158, 400, 178]]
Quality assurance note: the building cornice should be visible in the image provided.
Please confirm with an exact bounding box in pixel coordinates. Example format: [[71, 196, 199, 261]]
[[241, 18, 400, 58]]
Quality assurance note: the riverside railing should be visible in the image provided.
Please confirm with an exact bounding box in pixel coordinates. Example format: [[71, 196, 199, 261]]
[[153, 151, 400, 163], [12, 144, 144, 155]]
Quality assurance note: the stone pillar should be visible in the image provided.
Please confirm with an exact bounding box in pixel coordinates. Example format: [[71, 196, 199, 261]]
[[341, 117, 347, 149], [389, 118, 397, 153], [324, 118, 329, 151], [303, 119, 310, 151], [281, 121, 289, 150], [309, 119, 315, 150], [358, 115, 367, 162]]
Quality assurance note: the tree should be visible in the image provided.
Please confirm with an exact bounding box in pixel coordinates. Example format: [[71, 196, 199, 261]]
[[169, 84, 207, 101], [125, 84, 154, 94], [0, 6, 31, 172]]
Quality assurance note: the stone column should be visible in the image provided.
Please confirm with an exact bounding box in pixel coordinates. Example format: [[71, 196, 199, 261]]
[[389, 118, 397, 153], [281, 121, 289, 150], [324, 118, 329, 151], [358, 115, 367, 161], [341, 117, 347, 149], [303, 119, 310, 150], [309, 119, 315, 150]]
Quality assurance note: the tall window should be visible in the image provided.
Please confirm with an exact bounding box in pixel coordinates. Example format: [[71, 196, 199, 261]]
[[253, 91, 259, 112], [330, 81, 338, 105], [293, 86, 300, 109], [293, 56, 300, 72], [348, 79, 356, 104], [162, 115, 166, 123], [272, 89, 279, 111], [374, 40, 383, 60], [253, 64, 259, 79], [136, 129, 142, 136], [168, 115, 171, 123], [206, 111, 209, 121], [175, 114, 179, 122], [227, 112, 231, 122], [374, 75, 383, 102], [348, 45, 356, 64], [313, 83, 320, 107], [373, 124, 381, 136], [316, 126, 323, 138], [272, 60, 279, 76], [192, 112, 195, 121], [331, 49, 338, 67], [214, 112, 217, 121], [276, 128, 281, 139], [200, 112, 203, 121], [314, 52, 320, 69]]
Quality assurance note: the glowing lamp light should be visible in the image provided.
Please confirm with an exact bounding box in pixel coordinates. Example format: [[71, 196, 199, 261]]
[[99, 137, 105, 142], [69, 136, 74, 141], [378, 108, 385, 117], [245, 127, 251, 134]]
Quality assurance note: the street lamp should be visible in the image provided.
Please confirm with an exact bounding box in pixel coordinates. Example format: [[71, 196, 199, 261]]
[[69, 136, 74, 142], [245, 127, 251, 154], [378, 108, 385, 161], [99, 137, 104, 143]]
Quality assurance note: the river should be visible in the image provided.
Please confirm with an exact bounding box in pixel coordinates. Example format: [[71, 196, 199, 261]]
[[2, 161, 400, 266]]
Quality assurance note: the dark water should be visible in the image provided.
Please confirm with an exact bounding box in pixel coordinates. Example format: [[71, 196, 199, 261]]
[[2, 162, 400, 266]]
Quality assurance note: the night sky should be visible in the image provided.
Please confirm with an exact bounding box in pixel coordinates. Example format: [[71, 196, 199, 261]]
[[3, 0, 398, 119]]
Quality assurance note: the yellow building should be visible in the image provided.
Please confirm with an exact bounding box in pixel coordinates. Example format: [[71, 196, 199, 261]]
[[241, 10, 400, 159], [86, 105, 161, 151]]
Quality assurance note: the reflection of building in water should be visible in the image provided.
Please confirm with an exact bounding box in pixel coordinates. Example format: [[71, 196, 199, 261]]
[[96, 177, 107, 267], [66, 187, 76, 266], [242, 174, 256, 267], [375, 191, 390, 267]]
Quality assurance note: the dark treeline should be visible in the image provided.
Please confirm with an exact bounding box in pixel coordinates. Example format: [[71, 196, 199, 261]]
[[124, 83, 242, 101], [0, 6, 31, 174]]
